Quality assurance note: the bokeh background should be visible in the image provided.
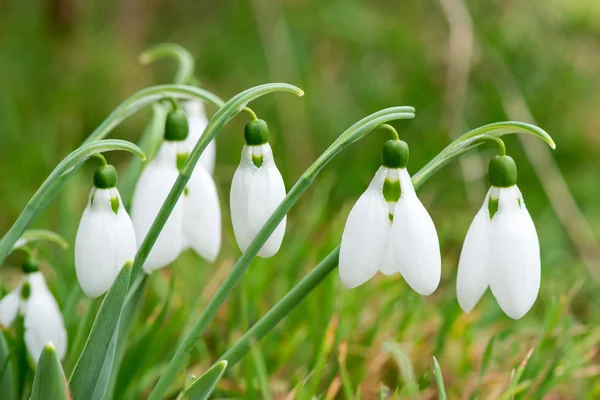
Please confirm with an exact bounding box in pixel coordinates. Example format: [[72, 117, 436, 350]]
[[1, 0, 600, 398]]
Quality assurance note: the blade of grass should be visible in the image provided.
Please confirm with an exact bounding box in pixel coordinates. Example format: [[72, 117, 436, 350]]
[[432, 357, 447, 400]]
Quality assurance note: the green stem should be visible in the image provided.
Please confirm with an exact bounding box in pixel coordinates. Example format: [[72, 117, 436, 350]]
[[12, 229, 69, 251], [147, 106, 416, 400], [139, 43, 195, 85], [0, 140, 145, 265], [243, 107, 258, 121], [379, 123, 400, 140]]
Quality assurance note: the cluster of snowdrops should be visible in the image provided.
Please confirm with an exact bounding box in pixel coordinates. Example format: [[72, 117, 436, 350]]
[[0, 44, 556, 399]]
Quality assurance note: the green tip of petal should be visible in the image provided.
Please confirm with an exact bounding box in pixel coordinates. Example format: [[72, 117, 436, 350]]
[[44, 342, 57, 352]]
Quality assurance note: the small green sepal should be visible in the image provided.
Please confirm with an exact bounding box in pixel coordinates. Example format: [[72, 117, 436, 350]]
[[94, 164, 118, 189], [22, 258, 39, 274], [489, 155, 517, 187], [164, 108, 189, 141], [488, 197, 499, 219], [382, 140, 409, 168], [110, 197, 120, 215], [244, 119, 269, 145]]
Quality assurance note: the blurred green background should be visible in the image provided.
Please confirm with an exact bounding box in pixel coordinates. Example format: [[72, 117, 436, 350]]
[[1, 0, 600, 398]]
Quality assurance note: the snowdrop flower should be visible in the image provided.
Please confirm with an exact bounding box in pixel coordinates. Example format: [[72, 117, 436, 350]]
[[75, 164, 137, 298], [230, 118, 286, 258], [457, 155, 540, 319], [339, 137, 441, 294], [0, 261, 67, 362], [131, 106, 221, 273], [183, 100, 216, 175]]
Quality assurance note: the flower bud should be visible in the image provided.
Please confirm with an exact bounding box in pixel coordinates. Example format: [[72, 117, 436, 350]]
[[381, 139, 409, 168], [244, 119, 269, 146], [489, 155, 517, 187], [93, 164, 118, 189], [22, 258, 39, 274], [164, 108, 189, 141]]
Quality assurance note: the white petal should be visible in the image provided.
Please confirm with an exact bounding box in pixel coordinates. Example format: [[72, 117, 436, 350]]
[[230, 145, 255, 253], [456, 189, 493, 313], [0, 286, 22, 327], [184, 101, 216, 175], [75, 188, 137, 298], [379, 244, 397, 276], [489, 186, 540, 319], [24, 273, 67, 361], [339, 167, 391, 288], [182, 166, 221, 262], [391, 169, 441, 295], [247, 144, 287, 258], [131, 142, 184, 273]]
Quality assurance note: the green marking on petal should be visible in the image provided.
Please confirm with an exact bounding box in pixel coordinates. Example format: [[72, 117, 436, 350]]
[[388, 213, 394, 222], [184, 187, 189, 197], [488, 197, 499, 219], [383, 179, 401, 202], [252, 154, 264, 168], [110, 197, 120, 215], [20, 281, 31, 300], [517, 197, 522, 208], [177, 153, 189, 172]]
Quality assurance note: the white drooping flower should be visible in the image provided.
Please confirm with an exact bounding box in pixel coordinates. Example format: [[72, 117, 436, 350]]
[[457, 155, 540, 319], [230, 119, 287, 258], [131, 108, 221, 273], [339, 139, 441, 295], [75, 165, 137, 298], [0, 271, 67, 362], [183, 101, 216, 175]]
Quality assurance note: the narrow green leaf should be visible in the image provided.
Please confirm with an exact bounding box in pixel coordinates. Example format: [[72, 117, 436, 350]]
[[181, 361, 227, 400], [31, 344, 70, 400], [69, 263, 132, 400], [0, 329, 16, 400], [432, 357, 446, 400]]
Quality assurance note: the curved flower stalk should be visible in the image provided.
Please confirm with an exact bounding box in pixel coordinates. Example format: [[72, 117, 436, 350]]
[[147, 105, 416, 400], [12, 230, 69, 252], [0, 261, 67, 362], [340, 129, 440, 294], [138, 43, 195, 85], [75, 163, 137, 298], [231, 116, 287, 257], [131, 106, 221, 272], [458, 151, 540, 319]]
